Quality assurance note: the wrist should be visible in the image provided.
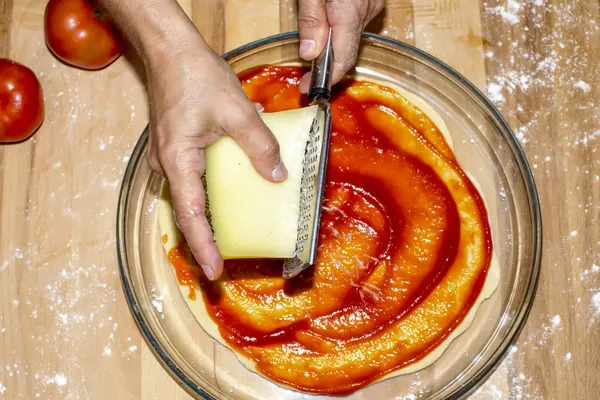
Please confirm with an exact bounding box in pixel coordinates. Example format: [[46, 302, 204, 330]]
[[99, 0, 210, 69], [142, 25, 210, 69]]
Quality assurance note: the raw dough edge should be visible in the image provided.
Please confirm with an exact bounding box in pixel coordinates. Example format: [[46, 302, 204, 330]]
[[156, 79, 500, 389]]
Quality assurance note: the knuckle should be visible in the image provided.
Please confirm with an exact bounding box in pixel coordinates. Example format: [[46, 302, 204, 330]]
[[157, 140, 185, 172], [156, 139, 205, 182], [147, 140, 156, 157], [344, 52, 359, 70], [327, 0, 355, 13], [336, 50, 359, 74], [258, 139, 281, 162], [174, 203, 204, 223], [369, 0, 385, 16], [172, 203, 205, 231], [298, 10, 323, 29], [146, 149, 161, 172], [239, 103, 259, 121], [228, 104, 259, 135], [157, 142, 176, 166], [146, 133, 164, 174]]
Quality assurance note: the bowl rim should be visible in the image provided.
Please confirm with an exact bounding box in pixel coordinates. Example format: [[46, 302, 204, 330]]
[[117, 31, 542, 400]]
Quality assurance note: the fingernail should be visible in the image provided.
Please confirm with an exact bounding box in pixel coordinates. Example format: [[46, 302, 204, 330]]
[[272, 161, 288, 181], [201, 264, 216, 280], [253, 102, 265, 113], [298, 73, 311, 94], [299, 40, 316, 58]]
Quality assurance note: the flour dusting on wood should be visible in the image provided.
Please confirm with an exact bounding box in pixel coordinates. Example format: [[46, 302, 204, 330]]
[[1, 0, 599, 398], [0, 4, 147, 396]]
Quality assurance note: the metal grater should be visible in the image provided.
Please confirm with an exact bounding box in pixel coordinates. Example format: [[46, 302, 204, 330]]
[[282, 28, 334, 279]]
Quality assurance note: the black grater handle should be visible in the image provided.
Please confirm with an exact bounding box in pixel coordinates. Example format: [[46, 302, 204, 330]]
[[308, 28, 334, 102]]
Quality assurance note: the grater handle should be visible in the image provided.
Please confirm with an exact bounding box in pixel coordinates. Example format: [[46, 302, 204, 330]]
[[308, 28, 334, 101]]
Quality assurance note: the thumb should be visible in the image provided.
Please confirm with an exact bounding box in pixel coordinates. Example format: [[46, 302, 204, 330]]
[[227, 104, 288, 182], [298, 0, 329, 61]]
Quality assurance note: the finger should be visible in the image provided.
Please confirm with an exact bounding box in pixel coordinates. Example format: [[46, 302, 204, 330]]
[[298, 0, 330, 60], [367, 0, 386, 23], [326, 0, 366, 85], [147, 130, 165, 176], [298, 72, 311, 94], [226, 103, 288, 182], [330, 23, 362, 85], [159, 139, 224, 280]]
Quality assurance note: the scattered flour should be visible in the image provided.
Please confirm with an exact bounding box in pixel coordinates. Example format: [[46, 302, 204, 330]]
[[574, 80, 591, 93], [151, 295, 165, 314], [0, 22, 144, 397], [1, 0, 597, 398], [592, 293, 600, 316], [478, 5, 598, 397], [54, 373, 67, 387], [473, 345, 543, 399], [394, 373, 425, 399], [483, 0, 599, 154], [580, 263, 600, 281], [489, 0, 523, 25]]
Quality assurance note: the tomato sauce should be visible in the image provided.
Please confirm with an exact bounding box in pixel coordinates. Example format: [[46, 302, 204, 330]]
[[167, 65, 493, 395]]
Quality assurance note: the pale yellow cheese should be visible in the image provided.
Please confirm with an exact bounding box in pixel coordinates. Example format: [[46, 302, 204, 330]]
[[205, 105, 319, 259]]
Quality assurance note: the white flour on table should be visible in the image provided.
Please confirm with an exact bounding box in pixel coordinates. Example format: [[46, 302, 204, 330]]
[[2, 0, 599, 398]]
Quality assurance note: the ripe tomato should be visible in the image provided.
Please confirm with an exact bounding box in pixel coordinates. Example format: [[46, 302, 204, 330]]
[[0, 59, 45, 143], [44, 0, 125, 70]]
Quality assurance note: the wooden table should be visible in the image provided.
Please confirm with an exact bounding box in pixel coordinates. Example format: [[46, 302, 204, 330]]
[[1, 0, 598, 398]]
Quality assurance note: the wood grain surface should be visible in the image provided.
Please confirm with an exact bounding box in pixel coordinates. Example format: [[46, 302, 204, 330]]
[[1, 0, 598, 399]]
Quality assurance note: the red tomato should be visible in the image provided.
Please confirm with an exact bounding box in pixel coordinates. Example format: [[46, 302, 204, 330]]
[[0, 59, 45, 143], [44, 0, 125, 70]]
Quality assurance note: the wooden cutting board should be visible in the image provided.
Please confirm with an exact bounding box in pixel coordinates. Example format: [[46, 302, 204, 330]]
[[1, 0, 598, 399]]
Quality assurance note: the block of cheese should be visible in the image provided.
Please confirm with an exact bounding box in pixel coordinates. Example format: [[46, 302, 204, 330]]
[[205, 105, 319, 259]]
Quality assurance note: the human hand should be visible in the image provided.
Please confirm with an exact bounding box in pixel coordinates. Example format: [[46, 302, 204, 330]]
[[297, 0, 385, 92], [146, 35, 287, 281]]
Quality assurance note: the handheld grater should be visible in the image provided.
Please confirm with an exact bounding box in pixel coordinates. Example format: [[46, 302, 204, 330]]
[[282, 28, 334, 279]]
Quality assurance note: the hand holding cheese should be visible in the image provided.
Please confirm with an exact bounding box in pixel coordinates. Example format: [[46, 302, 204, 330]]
[[129, 31, 287, 280], [96, 0, 381, 282], [205, 106, 319, 259]]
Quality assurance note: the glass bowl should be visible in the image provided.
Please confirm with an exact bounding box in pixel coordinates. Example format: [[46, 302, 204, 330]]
[[117, 32, 542, 399]]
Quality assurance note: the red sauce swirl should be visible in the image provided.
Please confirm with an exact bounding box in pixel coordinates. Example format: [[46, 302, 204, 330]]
[[167, 65, 492, 395]]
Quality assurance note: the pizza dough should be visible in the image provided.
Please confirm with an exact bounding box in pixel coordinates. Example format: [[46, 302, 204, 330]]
[[157, 80, 500, 388]]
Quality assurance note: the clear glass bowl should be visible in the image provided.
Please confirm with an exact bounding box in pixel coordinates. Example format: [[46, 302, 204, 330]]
[[117, 32, 542, 399]]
